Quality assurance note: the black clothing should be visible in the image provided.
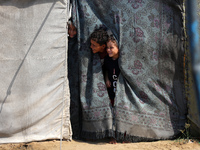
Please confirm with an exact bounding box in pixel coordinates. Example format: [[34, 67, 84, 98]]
[[104, 56, 120, 101], [68, 35, 82, 139]]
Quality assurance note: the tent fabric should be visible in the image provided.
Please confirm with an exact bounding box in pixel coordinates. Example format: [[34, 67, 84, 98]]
[[71, 0, 187, 141], [186, 0, 200, 134], [0, 0, 72, 143]]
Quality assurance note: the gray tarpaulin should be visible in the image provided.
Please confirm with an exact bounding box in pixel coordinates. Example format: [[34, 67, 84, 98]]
[[0, 0, 72, 143]]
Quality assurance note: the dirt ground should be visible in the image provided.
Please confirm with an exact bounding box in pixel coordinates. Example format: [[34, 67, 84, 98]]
[[0, 139, 200, 150]]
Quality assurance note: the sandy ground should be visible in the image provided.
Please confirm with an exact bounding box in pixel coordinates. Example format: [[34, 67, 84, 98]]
[[0, 139, 200, 150]]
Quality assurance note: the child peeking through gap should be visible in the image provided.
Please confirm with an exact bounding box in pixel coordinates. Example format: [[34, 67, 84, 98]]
[[104, 34, 120, 107]]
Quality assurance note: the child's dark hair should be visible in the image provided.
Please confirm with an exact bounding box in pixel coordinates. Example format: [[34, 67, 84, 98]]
[[90, 28, 108, 46], [107, 34, 118, 47], [67, 18, 73, 26]]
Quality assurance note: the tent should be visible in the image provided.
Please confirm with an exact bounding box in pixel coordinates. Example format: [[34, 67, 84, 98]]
[[0, 0, 72, 143], [0, 0, 199, 144], [186, 0, 200, 137]]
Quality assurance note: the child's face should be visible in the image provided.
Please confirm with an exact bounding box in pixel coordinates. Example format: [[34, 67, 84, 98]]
[[68, 24, 77, 38], [106, 41, 119, 59], [90, 39, 106, 54]]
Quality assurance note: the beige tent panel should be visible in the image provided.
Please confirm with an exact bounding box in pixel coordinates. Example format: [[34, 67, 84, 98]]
[[0, 0, 72, 143]]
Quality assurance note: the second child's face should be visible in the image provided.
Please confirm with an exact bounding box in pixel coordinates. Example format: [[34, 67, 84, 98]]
[[90, 40, 106, 54], [68, 24, 77, 38], [106, 41, 119, 60]]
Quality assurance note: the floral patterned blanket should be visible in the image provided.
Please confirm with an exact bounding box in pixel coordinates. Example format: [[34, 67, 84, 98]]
[[69, 0, 187, 141]]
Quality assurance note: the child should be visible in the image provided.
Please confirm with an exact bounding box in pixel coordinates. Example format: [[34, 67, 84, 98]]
[[67, 20, 81, 139], [90, 28, 108, 63], [68, 20, 77, 39], [104, 34, 120, 144], [104, 34, 120, 107]]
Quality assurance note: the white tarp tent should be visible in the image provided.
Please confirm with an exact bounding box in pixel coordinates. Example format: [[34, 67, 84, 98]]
[[1, 0, 200, 144], [0, 0, 72, 143]]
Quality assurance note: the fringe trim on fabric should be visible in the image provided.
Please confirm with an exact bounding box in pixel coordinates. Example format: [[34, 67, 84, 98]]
[[81, 130, 178, 142], [115, 132, 175, 142], [81, 130, 115, 140]]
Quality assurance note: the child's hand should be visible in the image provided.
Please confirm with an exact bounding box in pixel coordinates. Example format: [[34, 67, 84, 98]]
[[106, 80, 111, 88]]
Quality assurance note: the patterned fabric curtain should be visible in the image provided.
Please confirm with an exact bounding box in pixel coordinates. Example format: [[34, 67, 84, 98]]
[[69, 0, 187, 141]]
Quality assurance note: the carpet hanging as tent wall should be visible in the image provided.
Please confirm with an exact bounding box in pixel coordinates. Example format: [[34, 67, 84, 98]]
[[70, 0, 187, 141]]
